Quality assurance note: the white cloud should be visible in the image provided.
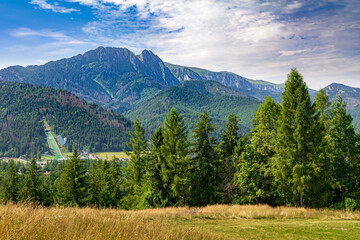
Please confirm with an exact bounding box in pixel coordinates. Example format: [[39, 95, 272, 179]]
[[10, 28, 69, 40], [280, 49, 310, 57], [284, 1, 303, 13], [23, 0, 360, 89], [29, 0, 79, 13]]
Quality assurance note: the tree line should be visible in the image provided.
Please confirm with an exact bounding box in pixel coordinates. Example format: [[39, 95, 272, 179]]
[[0, 68, 359, 210]]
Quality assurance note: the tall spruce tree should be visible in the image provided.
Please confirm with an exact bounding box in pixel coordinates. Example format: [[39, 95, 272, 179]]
[[329, 95, 359, 204], [219, 113, 240, 203], [143, 126, 170, 207], [56, 146, 87, 206], [125, 118, 147, 191], [161, 108, 190, 206], [1, 160, 19, 203], [235, 96, 280, 205], [274, 68, 321, 207], [107, 158, 123, 207], [191, 110, 218, 206], [21, 158, 41, 202], [87, 160, 101, 206]]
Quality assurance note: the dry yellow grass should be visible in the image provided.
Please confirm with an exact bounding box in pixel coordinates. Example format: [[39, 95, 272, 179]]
[[1, 204, 360, 240], [0, 203, 220, 240], [135, 204, 360, 220]]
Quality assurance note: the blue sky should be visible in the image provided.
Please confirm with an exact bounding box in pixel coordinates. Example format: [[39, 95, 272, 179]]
[[0, 0, 359, 89]]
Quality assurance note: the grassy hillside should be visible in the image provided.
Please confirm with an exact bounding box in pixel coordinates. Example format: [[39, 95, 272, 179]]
[[124, 80, 261, 136], [0, 81, 132, 157], [1, 204, 359, 240]]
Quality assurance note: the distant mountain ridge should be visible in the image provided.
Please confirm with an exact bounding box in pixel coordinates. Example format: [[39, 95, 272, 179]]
[[165, 62, 285, 102]]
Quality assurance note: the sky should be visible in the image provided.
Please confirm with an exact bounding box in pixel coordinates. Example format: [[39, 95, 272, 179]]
[[0, 0, 359, 90]]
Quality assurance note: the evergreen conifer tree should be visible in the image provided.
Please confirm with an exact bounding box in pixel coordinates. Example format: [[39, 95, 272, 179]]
[[329, 95, 359, 204], [235, 96, 280, 205], [56, 146, 87, 206], [191, 110, 218, 206], [273, 68, 320, 207], [125, 118, 147, 192], [21, 158, 41, 202], [143, 126, 170, 207], [219, 113, 240, 203], [161, 108, 190, 206], [1, 160, 19, 203]]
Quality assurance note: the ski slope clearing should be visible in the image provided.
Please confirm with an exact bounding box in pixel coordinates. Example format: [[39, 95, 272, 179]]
[[46, 132, 63, 160]]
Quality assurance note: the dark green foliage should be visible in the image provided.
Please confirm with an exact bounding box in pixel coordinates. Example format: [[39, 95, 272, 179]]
[[1, 160, 19, 203], [161, 108, 191, 206], [20, 158, 41, 202], [329, 96, 359, 204], [191, 110, 218, 206], [143, 126, 170, 207], [218, 113, 240, 204], [56, 147, 87, 206], [121, 118, 148, 209], [235, 96, 280, 205], [125, 118, 147, 189], [273, 68, 324, 207], [0, 81, 132, 156], [87, 159, 123, 208]]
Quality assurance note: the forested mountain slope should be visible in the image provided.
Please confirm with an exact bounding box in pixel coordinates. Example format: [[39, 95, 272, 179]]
[[124, 80, 261, 136], [0, 81, 132, 157]]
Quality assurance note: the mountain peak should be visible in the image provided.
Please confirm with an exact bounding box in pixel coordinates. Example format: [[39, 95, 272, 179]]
[[138, 49, 159, 62]]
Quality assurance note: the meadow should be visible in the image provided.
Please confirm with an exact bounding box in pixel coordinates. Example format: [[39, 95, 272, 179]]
[[1, 204, 359, 240], [94, 152, 130, 160]]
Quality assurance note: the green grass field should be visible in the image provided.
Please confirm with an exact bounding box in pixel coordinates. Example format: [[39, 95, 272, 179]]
[[1, 204, 360, 240], [46, 132, 63, 160], [95, 152, 130, 160]]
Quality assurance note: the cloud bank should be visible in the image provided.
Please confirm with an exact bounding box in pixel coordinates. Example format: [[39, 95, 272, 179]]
[[19, 0, 360, 89]]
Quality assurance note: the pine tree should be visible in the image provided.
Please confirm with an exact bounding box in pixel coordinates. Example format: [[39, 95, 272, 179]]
[[21, 158, 41, 202], [1, 160, 19, 203], [273, 68, 321, 207], [219, 113, 240, 203], [40, 175, 53, 206], [125, 118, 147, 191], [143, 126, 170, 207], [87, 160, 100, 206], [191, 110, 218, 206], [329, 95, 359, 204], [161, 108, 190, 206], [107, 158, 122, 207], [56, 146, 87, 207], [235, 96, 280, 205]]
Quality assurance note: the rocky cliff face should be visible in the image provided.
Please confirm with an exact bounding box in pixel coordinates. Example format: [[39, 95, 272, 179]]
[[137, 50, 179, 86]]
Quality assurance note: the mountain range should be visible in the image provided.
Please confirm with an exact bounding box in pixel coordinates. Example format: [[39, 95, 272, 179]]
[[1, 46, 360, 156]]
